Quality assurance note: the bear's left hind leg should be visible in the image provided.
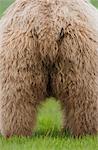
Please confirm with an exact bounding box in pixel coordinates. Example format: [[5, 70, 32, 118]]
[[0, 65, 47, 138]]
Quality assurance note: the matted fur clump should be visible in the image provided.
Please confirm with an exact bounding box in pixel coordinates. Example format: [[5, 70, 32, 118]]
[[0, 0, 98, 138]]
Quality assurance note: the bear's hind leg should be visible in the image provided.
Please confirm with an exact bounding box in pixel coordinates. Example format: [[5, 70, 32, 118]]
[[52, 60, 98, 137], [0, 67, 47, 138], [0, 101, 36, 138]]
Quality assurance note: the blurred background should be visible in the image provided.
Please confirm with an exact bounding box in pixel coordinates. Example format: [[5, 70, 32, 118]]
[[0, 0, 98, 16], [0, 0, 14, 15], [92, 0, 98, 7]]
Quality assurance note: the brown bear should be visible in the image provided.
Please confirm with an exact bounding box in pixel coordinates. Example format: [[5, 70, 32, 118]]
[[0, 0, 98, 138]]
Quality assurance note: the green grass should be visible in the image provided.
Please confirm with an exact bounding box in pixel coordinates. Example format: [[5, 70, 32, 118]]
[[0, 0, 98, 150], [0, 99, 98, 150]]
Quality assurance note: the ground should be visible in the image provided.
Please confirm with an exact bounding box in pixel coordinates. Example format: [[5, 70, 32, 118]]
[[0, 0, 98, 150]]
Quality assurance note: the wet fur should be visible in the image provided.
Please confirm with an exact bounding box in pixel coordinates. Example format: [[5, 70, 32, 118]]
[[0, 0, 98, 137]]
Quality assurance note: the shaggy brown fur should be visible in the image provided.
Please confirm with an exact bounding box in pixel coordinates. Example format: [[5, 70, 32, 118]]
[[0, 0, 98, 137]]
